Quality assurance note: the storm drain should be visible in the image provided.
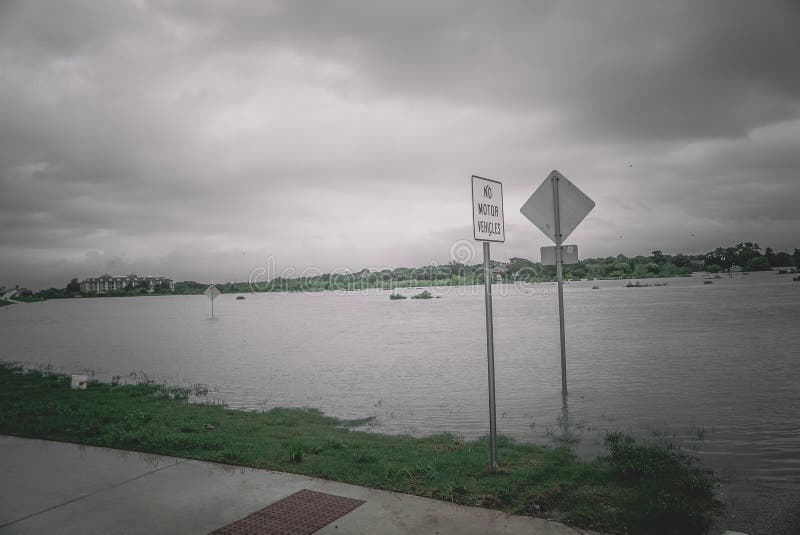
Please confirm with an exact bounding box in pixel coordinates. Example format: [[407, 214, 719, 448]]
[[209, 489, 365, 535]]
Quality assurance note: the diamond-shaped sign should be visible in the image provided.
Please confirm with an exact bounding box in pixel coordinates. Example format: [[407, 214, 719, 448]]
[[520, 170, 594, 244], [204, 284, 220, 301]]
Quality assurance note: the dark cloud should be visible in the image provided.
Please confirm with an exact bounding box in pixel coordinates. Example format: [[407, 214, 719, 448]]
[[1, 1, 799, 289], [160, 1, 800, 139]]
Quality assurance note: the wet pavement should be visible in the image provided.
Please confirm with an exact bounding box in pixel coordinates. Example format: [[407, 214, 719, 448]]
[[0, 435, 600, 535]]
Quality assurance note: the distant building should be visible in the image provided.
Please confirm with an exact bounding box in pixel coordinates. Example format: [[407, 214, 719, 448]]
[[79, 274, 174, 294]]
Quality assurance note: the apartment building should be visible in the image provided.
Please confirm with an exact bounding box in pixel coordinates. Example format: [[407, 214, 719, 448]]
[[79, 274, 174, 294]]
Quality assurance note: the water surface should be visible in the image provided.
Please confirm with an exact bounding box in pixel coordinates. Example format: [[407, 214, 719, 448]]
[[2, 271, 799, 533]]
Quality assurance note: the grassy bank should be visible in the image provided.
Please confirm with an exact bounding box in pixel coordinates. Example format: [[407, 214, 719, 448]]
[[0, 365, 720, 534]]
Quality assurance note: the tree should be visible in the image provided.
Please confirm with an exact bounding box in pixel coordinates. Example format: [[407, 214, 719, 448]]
[[672, 253, 691, 268], [651, 250, 666, 265], [733, 242, 760, 268], [154, 281, 172, 293], [705, 247, 734, 272], [745, 256, 771, 271], [569, 267, 587, 280], [771, 251, 793, 267], [66, 278, 80, 294]]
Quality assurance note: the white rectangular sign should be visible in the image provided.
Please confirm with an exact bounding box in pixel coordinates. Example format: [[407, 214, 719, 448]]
[[472, 175, 505, 242], [541, 245, 579, 266]]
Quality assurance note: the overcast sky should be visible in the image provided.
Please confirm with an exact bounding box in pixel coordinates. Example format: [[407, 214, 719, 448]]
[[2, 1, 799, 289]]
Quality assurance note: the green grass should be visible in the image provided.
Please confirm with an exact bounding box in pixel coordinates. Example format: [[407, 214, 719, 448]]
[[0, 364, 721, 534]]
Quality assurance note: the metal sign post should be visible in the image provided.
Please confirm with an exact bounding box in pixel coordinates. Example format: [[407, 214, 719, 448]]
[[482, 240, 498, 471], [551, 175, 568, 393], [471, 174, 505, 471], [520, 170, 594, 394]]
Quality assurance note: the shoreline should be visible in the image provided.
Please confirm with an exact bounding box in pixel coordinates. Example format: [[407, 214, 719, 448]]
[[0, 364, 720, 534], [8, 271, 715, 301]]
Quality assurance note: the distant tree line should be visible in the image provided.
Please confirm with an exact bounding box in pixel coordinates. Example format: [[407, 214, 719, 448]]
[[702, 242, 797, 273], [12, 242, 800, 299], [194, 243, 800, 293]]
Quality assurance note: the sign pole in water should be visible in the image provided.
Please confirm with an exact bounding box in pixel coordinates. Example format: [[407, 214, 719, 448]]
[[520, 170, 594, 393], [551, 175, 568, 392], [472, 174, 505, 471], [204, 282, 220, 318]]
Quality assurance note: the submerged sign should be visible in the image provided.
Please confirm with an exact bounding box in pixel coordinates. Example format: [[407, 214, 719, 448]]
[[520, 169, 595, 394], [204, 283, 220, 318], [472, 175, 505, 242], [204, 284, 220, 301]]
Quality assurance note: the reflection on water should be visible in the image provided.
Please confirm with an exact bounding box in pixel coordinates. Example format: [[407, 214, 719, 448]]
[[1, 271, 799, 530]]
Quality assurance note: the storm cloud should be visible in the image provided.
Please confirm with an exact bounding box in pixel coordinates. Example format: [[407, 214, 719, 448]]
[[1, 0, 798, 288]]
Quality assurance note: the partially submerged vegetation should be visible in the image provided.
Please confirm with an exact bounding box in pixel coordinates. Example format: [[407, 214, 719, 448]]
[[0, 364, 721, 534], [389, 290, 435, 300], [625, 280, 669, 288]]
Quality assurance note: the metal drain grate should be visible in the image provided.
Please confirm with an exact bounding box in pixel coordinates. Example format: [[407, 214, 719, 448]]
[[209, 489, 365, 535]]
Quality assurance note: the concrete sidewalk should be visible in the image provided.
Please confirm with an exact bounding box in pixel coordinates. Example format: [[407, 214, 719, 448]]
[[0, 435, 600, 535]]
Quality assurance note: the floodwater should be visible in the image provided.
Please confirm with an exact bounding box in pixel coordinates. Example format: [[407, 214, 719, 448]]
[[2, 271, 799, 533]]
